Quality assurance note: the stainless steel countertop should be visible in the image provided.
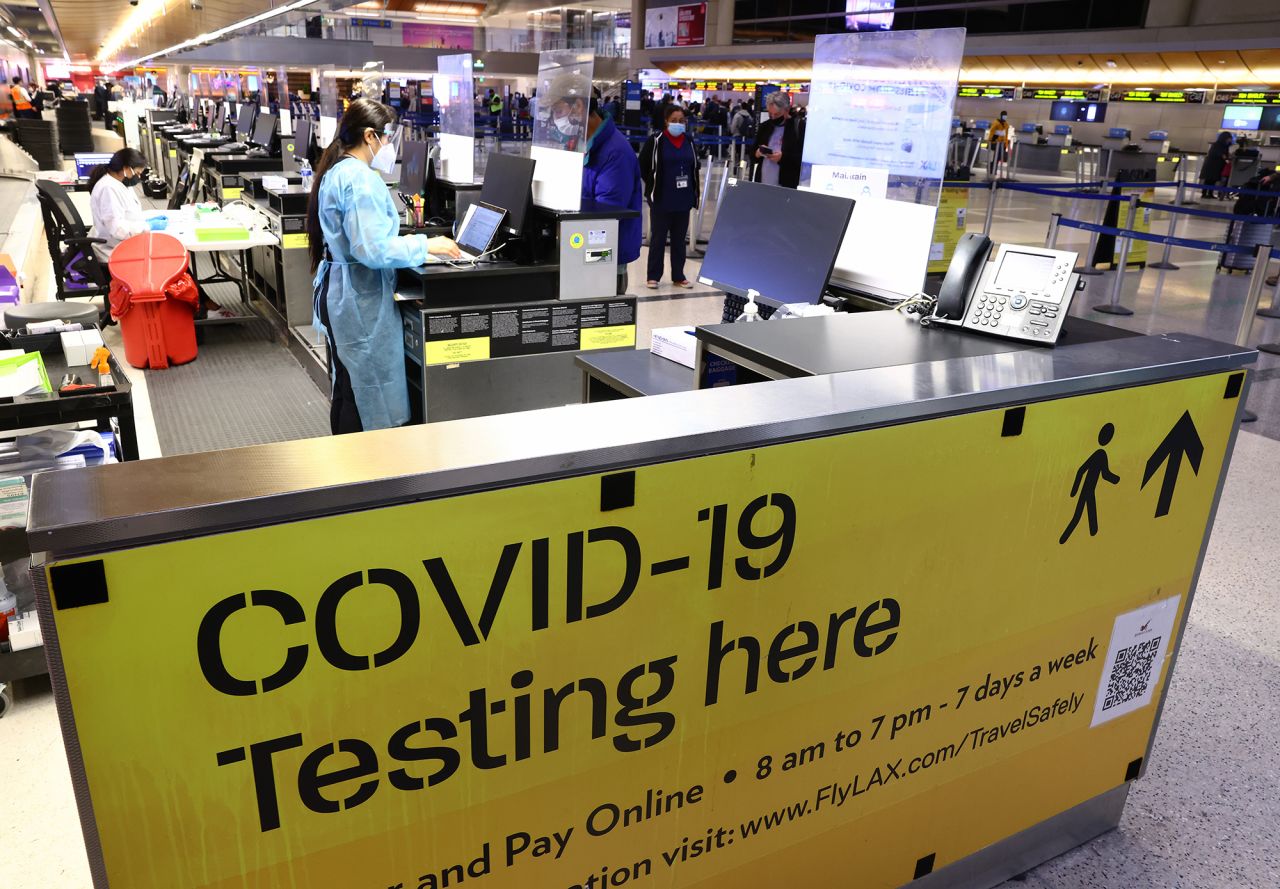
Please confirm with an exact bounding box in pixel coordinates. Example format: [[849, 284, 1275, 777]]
[[28, 330, 1256, 556]]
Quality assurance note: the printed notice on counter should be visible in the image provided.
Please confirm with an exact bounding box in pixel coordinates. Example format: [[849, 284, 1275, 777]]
[[424, 299, 637, 363]]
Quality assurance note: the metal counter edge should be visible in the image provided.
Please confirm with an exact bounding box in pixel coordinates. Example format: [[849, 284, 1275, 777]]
[[27, 332, 1256, 557]]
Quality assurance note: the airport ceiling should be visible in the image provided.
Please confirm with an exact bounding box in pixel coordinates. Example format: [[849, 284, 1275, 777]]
[[1, 0, 63, 57]]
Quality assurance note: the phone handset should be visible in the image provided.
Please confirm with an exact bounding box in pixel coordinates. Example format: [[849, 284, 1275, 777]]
[[935, 233, 993, 320]]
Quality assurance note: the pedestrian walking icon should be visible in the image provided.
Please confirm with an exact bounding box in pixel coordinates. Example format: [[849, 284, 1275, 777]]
[[1060, 423, 1121, 544]]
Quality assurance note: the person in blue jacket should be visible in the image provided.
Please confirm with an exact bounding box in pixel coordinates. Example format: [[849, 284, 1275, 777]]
[[580, 90, 643, 294], [639, 105, 699, 288], [306, 98, 459, 434]]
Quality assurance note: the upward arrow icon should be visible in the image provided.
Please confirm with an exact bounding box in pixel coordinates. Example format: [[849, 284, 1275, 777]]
[[1141, 410, 1204, 518]]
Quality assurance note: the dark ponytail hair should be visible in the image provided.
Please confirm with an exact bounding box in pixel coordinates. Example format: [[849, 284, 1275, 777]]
[[87, 147, 147, 194], [306, 98, 398, 272]]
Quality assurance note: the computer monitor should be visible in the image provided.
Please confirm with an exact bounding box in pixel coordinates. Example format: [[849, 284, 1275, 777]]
[[1050, 101, 1106, 123], [697, 179, 855, 306], [210, 102, 225, 135], [235, 103, 257, 142], [480, 151, 535, 235], [1261, 106, 1280, 131], [75, 152, 114, 179], [399, 139, 429, 196], [250, 112, 278, 149], [293, 114, 312, 162], [1222, 105, 1262, 131]]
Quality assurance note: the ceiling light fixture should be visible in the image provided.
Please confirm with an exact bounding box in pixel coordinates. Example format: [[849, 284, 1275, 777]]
[[6, 26, 21, 38]]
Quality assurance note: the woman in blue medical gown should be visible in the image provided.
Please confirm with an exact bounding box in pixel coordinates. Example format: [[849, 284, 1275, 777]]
[[306, 98, 459, 434]]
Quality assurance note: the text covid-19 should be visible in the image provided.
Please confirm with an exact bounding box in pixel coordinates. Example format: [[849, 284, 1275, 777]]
[[195, 494, 903, 832]]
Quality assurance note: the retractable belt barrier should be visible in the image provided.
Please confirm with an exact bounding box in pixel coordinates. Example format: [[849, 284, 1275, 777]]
[[1052, 214, 1278, 367], [1204, 183, 1280, 200], [1135, 200, 1280, 226], [1001, 183, 1130, 201], [1102, 180, 1181, 190], [1056, 217, 1255, 255]]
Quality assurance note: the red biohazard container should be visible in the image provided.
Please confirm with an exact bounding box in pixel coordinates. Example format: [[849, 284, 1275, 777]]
[[108, 232, 199, 369]]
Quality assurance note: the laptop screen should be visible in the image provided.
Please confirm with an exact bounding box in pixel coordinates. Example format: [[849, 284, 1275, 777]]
[[456, 203, 506, 257], [75, 153, 114, 179]]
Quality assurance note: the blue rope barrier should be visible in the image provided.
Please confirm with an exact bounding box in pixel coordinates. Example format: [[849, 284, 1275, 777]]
[[1102, 180, 1182, 189], [1057, 217, 1258, 255], [1208, 184, 1280, 199], [1136, 199, 1280, 226], [1003, 183, 1129, 201]]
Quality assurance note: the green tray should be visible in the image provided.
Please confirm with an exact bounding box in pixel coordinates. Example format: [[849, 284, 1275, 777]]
[[194, 227, 250, 242]]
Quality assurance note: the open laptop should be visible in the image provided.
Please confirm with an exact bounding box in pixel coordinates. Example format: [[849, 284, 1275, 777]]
[[424, 201, 506, 263]]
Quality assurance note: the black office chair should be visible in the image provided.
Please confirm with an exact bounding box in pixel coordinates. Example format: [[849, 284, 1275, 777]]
[[34, 179, 111, 310]]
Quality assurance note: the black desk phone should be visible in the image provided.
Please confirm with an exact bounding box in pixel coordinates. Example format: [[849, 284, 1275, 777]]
[[929, 234, 1083, 345]]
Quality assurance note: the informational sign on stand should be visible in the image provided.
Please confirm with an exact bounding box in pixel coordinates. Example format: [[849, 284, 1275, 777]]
[[42, 370, 1242, 889], [435, 53, 476, 184], [927, 185, 969, 273], [801, 28, 964, 299], [531, 50, 593, 212]]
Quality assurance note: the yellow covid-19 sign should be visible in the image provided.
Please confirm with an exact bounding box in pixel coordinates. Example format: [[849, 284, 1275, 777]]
[[45, 371, 1242, 889]]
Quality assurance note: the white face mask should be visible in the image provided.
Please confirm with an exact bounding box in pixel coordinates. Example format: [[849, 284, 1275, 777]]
[[554, 114, 578, 135], [368, 136, 395, 174]]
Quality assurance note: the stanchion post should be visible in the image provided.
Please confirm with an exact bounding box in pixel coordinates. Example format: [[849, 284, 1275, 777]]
[[1094, 229, 1135, 315], [1258, 267, 1280, 320], [982, 180, 996, 236], [1075, 194, 1107, 276], [689, 156, 714, 256], [1235, 244, 1272, 346], [1149, 200, 1182, 271], [1046, 212, 1061, 249]]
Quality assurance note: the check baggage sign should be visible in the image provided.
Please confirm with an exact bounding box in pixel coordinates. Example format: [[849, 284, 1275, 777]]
[[43, 371, 1242, 889]]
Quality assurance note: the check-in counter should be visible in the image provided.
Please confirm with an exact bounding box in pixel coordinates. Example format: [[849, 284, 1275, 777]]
[[27, 317, 1257, 889]]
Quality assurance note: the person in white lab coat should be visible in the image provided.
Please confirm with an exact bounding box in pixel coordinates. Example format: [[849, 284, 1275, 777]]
[[87, 148, 161, 263]]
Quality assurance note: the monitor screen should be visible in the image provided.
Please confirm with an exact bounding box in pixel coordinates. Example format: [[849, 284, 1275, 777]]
[[210, 102, 225, 134], [1222, 105, 1263, 131], [1050, 101, 1107, 123], [846, 0, 895, 31], [75, 153, 113, 179], [456, 202, 506, 257], [236, 103, 256, 141], [399, 139, 428, 195], [479, 152, 535, 234], [994, 250, 1055, 293], [1261, 106, 1280, 131], [251, 112, 278, 148], [697, 180, 855, 306], [293, 115, 312, 161]]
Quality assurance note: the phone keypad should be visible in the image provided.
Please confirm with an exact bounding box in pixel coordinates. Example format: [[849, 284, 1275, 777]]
[[969, 295, 1007, 327]]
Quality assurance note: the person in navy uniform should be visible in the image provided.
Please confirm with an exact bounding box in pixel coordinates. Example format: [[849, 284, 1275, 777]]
[[640, 105, 699, 289]]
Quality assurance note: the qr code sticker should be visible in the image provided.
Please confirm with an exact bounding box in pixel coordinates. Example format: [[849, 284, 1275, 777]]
[[1102, 637, 1162, 711]]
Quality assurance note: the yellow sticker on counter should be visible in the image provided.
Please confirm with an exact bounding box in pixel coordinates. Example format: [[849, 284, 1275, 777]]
[[169, 149, 177, 158], [42, 371, 1244, 889], [221, 187, 243, 200], [281, 232, 309, 250], [569, 231, 585, 249], [580, 324, 636, 350], [425, 336, 490, 365]]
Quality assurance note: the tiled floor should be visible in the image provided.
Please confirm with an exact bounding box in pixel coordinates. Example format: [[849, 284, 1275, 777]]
[[3, 183, 1279, 888]]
